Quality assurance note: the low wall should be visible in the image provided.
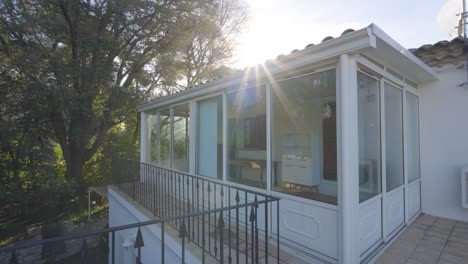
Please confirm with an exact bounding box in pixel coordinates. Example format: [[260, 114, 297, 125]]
[[107, 187, 201, 264]]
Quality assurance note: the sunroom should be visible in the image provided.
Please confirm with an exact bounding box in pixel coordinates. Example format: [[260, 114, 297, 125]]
[[136, 24, 437, 263]]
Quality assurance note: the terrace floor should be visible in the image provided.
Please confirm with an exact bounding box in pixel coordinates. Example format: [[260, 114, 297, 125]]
[[376, 214, 468, 264]]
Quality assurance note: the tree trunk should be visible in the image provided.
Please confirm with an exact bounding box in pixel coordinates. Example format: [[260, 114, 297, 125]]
[[65, 151, 86, 193]]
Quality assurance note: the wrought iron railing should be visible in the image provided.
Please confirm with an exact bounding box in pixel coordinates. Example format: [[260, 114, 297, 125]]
[[0, 158, 280, 263], [111, 157, 281, 263], [0, 198, 278, 263]]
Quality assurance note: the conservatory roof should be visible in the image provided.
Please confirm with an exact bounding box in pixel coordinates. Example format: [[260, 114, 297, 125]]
[[138, 23, 438, 112]]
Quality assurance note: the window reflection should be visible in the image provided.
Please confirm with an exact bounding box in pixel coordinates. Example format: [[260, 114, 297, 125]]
[[271, 70, 337, 204], [385, 82, 404, 191], [227, 87, 267, 189], [406, 92, 420, 182], [358, 72, 381, 202], [173, 104, 190, 172]]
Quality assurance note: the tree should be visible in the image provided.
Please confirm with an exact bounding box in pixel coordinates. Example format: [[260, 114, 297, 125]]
[[169, 0, 246, 91], [0, 0, 246, 191]]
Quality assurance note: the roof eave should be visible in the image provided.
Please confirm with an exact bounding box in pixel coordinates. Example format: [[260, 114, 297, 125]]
[[138, 27, 376, 112], [367, 24, 439, 82]]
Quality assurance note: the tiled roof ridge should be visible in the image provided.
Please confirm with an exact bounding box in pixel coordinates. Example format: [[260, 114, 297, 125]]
[[409, 37, 463, 52], [409, 37, 465, 68]]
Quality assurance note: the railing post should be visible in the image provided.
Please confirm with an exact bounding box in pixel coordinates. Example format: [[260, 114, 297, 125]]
[[80, 238, 88, 264], [249, 206, 255, 264], [264, 198, 269, 264], [254, 195, 259, 264], [277, 200, 280, 264], [9, 250, 18, 264], [218, 211, 225, 264], [179, 220, 187, 264], [235, 191, 240, 264], [161, 222, 165, 264], [134, 227, 144, 264], [111, 231, 115, 264]]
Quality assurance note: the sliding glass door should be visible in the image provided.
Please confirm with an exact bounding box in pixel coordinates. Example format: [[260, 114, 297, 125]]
[[358, 69, 419, 257]]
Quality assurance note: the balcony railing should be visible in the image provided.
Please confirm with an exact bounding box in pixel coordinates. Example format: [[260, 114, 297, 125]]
[[0, 158, 280, 264], [112, 157, 281, 263]]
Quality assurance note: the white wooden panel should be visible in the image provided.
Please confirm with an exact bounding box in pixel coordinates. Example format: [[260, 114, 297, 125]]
[[408, 181, 421, 219], [359, 198, 382, 256], [384, 188, 404, 237], [271, 198, 338, 259]]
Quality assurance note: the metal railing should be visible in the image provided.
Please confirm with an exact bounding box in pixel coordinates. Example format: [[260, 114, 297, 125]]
[[112, 157, 281, 263], [0, 158, 280, 264], [0, 199, 278, 263]]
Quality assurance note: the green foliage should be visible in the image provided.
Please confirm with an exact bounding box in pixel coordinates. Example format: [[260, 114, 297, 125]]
[[0, 0, 246, 231]]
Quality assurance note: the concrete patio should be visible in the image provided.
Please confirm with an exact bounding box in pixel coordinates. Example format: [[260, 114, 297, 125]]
[[376, 214, 468, 264]]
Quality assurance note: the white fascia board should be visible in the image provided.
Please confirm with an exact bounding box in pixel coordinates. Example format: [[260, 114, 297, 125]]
[[137, 27, 375, 112], [367, 24, 438, 81]]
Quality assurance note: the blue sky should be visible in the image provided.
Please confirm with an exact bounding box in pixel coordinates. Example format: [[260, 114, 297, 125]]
[[234, 0, 453, 68]]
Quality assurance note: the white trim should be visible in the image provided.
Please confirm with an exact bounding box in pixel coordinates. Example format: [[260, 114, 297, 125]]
[[140, 112, 148, 163], [380, 78, 387, 243], [367, 24, 438, 80], [169, 107, 174, 168], [266, 83, 272, 194], [403, 90, 409, 224], [338, 54, 360, 264], [222, 93, 228, 183], [189, 102, 197, 174], [156, 112, 161, 162], [357, 56, 407, 90], [359, 194, 383, 208], [271, 190, 338, 211]]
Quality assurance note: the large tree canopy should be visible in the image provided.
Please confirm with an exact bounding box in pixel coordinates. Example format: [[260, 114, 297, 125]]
[[0, 0, 247, 191]]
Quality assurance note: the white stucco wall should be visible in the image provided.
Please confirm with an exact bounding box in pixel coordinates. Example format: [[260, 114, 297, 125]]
[[419, 64, 468, 222]]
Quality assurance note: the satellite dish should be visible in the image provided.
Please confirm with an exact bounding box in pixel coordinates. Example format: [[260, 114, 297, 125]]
[[437, 0, 464, 37]]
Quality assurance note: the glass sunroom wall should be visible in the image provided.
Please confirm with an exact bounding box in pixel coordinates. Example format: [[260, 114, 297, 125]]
[[159, 108, 171, 168], [358, 72, 381, 202], [147, 113, 159, 163], [384, 82, 404, 191], [196, 96, 223, 179], [173, 104, 190, 172], [271, 69, 338, 204], [227, 86, 267, 189], [406, 92, 420, 182]]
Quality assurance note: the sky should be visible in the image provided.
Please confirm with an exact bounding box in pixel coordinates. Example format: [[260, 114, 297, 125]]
[[233, 0, 454, 68]]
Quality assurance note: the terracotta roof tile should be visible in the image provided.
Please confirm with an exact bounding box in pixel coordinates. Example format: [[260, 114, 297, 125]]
[[409, 37, 465, 68]]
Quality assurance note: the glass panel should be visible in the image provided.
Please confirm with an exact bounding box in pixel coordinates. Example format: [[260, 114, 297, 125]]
[[271, 70, 337, 204], [406, 92, 420, 182], [197, 96, 223, 179], [173, 104, 190, 172], [385, 82, 404, 191], [227, 86, 266, 189], [159, 108, 171, 168], [148, 113, 159, 163], [358, 72, 381, 202]]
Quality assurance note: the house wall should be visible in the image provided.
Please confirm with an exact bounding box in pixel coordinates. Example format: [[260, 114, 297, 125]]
[[420, 64, 468, 221], [108, 187, 201, 264]]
